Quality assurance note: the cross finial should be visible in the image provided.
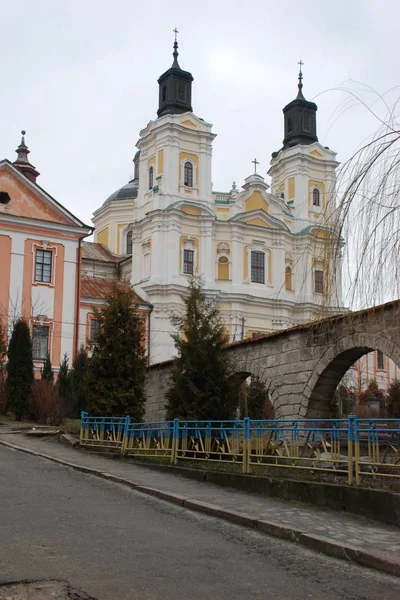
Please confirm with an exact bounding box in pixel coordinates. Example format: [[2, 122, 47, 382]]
[[297, 59, 304, 98], [298, 59, 304, 74], [252, 158, 260, 174], [172, 27, 180, 67], [173, 27, 179, 43]]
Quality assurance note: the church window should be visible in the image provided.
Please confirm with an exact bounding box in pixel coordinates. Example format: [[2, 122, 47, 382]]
[[184, 162, 193, 187], [251, 251, 265, 284], [377, 350, 385, 370], [90, 318, 101, 344], [303, 114, 311, 133], [280, 192, 285, 200], [32, 325, 50, 360], [149, 166, 154, 190], [177, 82, 186, 101], [126, 231, 133, 255], [285, 266, 292, 291], [287, 116, 293, 134], [314, 269, 324, 294], [217, 256, 229, 280], [162, 85, 167, 103], [183, 249, 194, 274], [313, 188, 320, 207], [35, 249, 53, 283]]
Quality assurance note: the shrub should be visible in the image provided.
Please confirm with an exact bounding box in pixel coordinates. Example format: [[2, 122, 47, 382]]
[[30, 380, 64, 425], [6, 319, 33, 420]]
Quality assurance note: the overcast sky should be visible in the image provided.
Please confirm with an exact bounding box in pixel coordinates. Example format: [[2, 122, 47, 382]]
[[1, 0, 398, 227]]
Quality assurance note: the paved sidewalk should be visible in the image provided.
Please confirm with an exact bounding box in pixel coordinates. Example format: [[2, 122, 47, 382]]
[[1, 431, 400, 577]]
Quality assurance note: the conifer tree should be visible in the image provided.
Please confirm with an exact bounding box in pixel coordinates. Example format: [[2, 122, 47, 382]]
[[87, 284, 147, 420], [69, 346, 89, 417], [0, 322, 7, 414], [166, 277, 238, 421], [41, 354, 54, 382], [240, 377, 269, 420], [387, 379, 400, 418], [6, 319, 34, 420], [57, 353, 71, 406]]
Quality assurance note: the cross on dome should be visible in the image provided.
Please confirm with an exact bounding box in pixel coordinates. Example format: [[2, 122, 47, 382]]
[[252, 158, 260, 174]]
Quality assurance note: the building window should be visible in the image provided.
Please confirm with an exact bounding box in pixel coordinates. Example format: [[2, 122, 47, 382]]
[[251, 251, 265, 284], [184, 162, 193, 187], [280, 192, 285, 200], [313, 188, 321, 207], [314, 269, 324, 294], [148, 166, 154, 190], [377, 350, 385, 370], [0, 191, 10, 205], [303, 114, 311, 133], [183, 249, 194, 274], [177, 82, 186, 101], [126, 231, 133, 255], [287, 116, 293, 134], [32, 325, 49, 360], [90, 318, 101, 344], [35, 249, 53, 283], [162, 85, 167, 103], [285, 266, 292, 291]]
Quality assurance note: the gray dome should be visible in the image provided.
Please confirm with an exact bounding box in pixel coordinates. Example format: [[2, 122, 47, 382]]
[[103, 179, 138, 206]]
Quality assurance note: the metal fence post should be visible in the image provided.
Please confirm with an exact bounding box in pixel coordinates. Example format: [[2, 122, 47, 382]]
[[354, 416, 361, 486], [243, 418, 250, 474], [171, 418, 180, 464], [80, 411, 88, 446], [122, 416, 131, 454], [347, 414, 354, 485]]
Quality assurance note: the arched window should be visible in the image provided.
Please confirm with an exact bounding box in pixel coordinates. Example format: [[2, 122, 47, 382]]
[[184, 161, 193, 187], [312, 188, 320, 207], [280, 192, 285, 200], [126, 231, 133, 255], [218, 256, 229, 280], [285, 266, 292, 291], [149, 166, 154, 190]]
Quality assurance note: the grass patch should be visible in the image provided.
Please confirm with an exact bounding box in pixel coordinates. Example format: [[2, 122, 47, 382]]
[[61, 419, 81, 436]]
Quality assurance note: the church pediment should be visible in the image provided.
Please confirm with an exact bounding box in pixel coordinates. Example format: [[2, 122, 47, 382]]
[[230, 209, 289, 231], [0, 161, 89, 230], [167, 200, 215, 218]]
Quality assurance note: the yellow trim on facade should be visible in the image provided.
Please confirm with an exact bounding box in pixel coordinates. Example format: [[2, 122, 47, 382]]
[[247, 217, 271, 228], [117, 223, 128, 254], [308, 179, 326, 209], [147, 155, 156, 166], [288, 177, 295, 200], [180, 235, 199, 271], [157, 149, 164, 175], [179, 152, 199, 188], [243, 245, 249, 280], [96, 227, 109, 248], [310, 149, 323, 158], [245, 191, 269, 212], [181, 119, 198, 128], [180, 206, 201, 216], [217, 256, 229, 280], [278, 183, 285, 192], [284, 219, 292, 226], [268, 250, 272, 284]]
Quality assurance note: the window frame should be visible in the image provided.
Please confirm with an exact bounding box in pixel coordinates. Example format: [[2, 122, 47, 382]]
[[126, 230, 133, 255], [285, 265, 292, 291], [251, 250, 265, 284], [314, 269, 324, 294], [184, 161, 193, 188], [89, 318, 101, 344], [376, 350, 385, 371], [32, 324, 50, 361], [35, 249, 53, 284], [183, 248, 194, 275], [148, 166, 154, 190], [302, 114, 311, 133], [312, 187, 321, 207]]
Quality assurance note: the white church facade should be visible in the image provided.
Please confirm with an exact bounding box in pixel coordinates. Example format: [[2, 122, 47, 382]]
[[92, 39, 346, 363]]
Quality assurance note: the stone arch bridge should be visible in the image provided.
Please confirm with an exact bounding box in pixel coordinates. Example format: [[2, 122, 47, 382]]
[[144, 300, 400, 420]]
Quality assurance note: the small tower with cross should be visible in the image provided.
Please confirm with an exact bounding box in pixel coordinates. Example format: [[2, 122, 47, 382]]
[[157, 29, 194, 117]]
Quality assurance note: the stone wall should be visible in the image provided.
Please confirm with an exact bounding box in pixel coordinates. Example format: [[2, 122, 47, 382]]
[[144, 300, 400, 420]]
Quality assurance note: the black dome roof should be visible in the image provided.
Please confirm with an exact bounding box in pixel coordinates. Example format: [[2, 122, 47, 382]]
[[103, 179, 138, 206]]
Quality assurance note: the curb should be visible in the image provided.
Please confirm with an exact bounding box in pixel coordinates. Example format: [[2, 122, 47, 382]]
[[1, 438, 399, 579]]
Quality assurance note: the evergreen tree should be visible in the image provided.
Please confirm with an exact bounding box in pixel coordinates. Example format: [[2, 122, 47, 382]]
[[41, 354, 54, 382], [87, 284, 147, 420], [69, 346, 89, 417], [0, 322, 7, 414], [387, 379, 400, 418], [57, 353, 71, 406], [6, 319, 34, 420], [166, 277, 238, 421]]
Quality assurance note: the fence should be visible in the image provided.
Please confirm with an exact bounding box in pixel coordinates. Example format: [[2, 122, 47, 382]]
[[80, 413, 400, 486]]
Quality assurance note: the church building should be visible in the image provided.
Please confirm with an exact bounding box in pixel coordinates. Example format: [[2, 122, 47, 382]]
[[93, 38, 345, 363]]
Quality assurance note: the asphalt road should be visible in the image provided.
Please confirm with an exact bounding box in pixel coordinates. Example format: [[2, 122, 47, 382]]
[[0, 447, 399, 600]]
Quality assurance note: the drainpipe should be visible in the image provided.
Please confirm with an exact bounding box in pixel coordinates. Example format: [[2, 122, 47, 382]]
[[147, 304, 153, 366], [73, 239, 82, 360]]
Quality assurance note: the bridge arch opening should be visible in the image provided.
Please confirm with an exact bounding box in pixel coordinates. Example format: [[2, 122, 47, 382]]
[[306, 340, 400, 418]]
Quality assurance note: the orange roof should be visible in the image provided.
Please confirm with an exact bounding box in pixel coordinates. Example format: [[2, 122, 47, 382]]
[[81, 241, 121, 262], [80, 277, 150, 306]]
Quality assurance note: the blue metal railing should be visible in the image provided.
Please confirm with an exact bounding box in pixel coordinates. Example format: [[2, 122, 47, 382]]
[[79, 412, 400, 484]]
